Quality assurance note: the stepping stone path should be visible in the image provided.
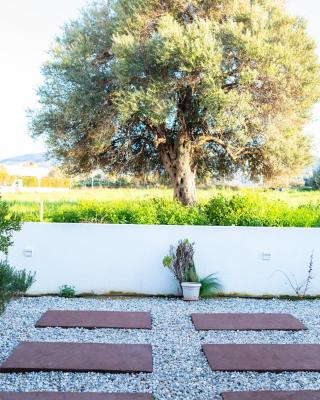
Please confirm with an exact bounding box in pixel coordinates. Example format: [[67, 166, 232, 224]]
[[203, 343, 320, 372], [36, 310, 152, 329], [221, 391, 320, 399], [0, 308, 316, 398], [0, 394, 153, 400], [191, 313, 306, 331], [0, 342, 153, 373]]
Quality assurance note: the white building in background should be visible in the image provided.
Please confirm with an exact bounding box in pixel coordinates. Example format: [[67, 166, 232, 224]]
[[0, 153, 53, 174], [0, 153, 69, 193], [4, 164, 50, 179]]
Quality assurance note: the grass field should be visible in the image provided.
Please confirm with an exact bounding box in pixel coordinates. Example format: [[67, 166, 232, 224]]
[[2, 187, 320, 206]]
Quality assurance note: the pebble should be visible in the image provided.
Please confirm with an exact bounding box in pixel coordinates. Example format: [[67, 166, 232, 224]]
[[0, 296, 320, 399]]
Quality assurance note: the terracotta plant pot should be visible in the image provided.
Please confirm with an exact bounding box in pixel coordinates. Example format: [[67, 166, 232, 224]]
[[181, 282, 201, 301]]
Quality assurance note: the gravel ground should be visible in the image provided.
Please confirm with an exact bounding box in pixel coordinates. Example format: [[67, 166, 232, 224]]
[[1, 296, 320, 399]]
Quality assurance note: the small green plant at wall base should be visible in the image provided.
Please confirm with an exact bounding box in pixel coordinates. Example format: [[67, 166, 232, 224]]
[[278, 252, 314, 298], [0, 261, 36, 314], [13, 270, 36, 295], [59, 285, 76, 298], [199, 274, 223, 298], [185, 264, 223, 297]]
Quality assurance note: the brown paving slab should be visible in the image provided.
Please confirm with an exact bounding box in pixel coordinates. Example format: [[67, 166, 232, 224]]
[[221, 391, 320, 400], [35, 311, 152, 329], [0, 342, 153, 373], [0, 395, 153, 400], [191, 313, 305, 331], [202, 344, 320, 372]]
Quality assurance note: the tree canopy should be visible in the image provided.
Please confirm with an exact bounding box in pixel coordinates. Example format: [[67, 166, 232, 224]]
[[29, 0, 320, 204]]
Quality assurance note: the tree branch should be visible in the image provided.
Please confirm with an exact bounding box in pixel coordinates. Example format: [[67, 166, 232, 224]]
[[221, 81, 239, 91], [195, 135, 235, 160], [195, 134, 258, 162]]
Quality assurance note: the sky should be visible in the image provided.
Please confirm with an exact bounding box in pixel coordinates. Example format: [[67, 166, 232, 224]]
[[0, 0, 319, 161]]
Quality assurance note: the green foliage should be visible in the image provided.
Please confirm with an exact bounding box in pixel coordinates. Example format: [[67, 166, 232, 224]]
[[184, 263, 200, 283], [21, 176, 39, 187], [0, 202, 34, 314], [29, 0, 320, 204], [5, 192, 320, 227], [162, 255, 173, 268], [21, 176, 70, 188], [306, 166, 320, 189], [0, 170, 70, 188], [0, 201, 22, 255], [0, 166, 15, 186], [13, 270, 37, 295], [203, 193, 320, 227], [59, 284, 76, 298], [40, 177, 71, 188], [200, 274, 223, 298], [0, 260, 36, 314]]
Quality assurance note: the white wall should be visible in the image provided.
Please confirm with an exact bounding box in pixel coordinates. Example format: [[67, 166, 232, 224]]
[[6, 222, 320, 296]]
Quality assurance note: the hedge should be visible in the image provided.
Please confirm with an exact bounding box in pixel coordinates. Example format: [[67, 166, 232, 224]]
[[40, 177, 71, 188], [0, 176, 71, 188], [6, 193, 320, 227]]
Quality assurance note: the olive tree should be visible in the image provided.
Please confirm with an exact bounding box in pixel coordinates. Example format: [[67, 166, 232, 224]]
[[29, 0, 320, 204]]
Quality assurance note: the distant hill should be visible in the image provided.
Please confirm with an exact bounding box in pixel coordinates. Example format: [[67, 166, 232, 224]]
[[0, 153, 55, 168]]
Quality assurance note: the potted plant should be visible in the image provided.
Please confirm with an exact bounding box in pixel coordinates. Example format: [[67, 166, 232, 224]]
[[181, 272, 202, 301], [162, 239, 222, 301]]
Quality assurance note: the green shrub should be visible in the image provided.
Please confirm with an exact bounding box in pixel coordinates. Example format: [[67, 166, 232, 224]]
[[0, 201, 21, 254], [203, 193, 320, 227], [40, 177, 71, 188], [200, 274, 223, 298], [0, 201, 35, 314], [14, 269, 37, 295], [0, 168, 15, 185], [5, 193, 320, 227], [59, 284, 76, 298], [0, 261, 36, 314], [21, 176, 39, 187]]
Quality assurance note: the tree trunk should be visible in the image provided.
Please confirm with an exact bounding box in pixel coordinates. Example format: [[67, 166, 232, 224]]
[[159, 137, 197, 206], [173, 164, 197, 206]]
